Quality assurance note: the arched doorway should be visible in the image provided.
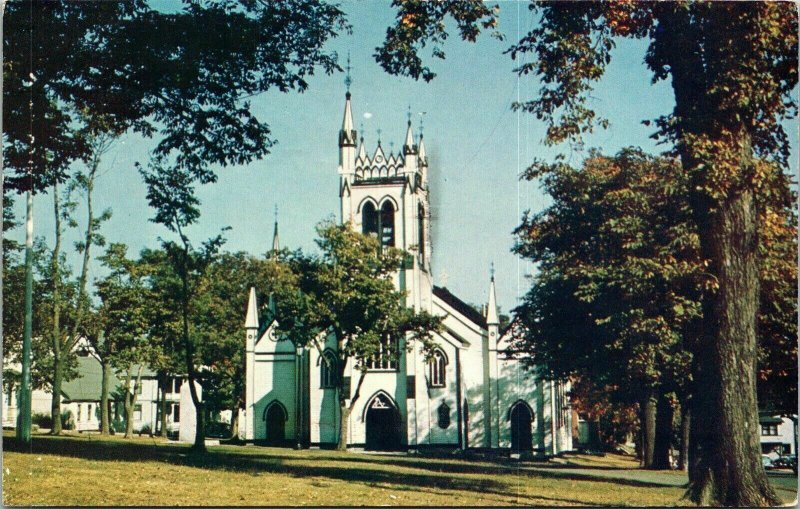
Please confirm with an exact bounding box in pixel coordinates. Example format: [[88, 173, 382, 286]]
[[264, 401, 287, 445], [509, 401, 533, 453], [364, 392, 401, 451]]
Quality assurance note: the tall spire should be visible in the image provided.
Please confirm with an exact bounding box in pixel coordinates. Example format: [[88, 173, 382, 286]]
[[403, 105, 416, 155], [338, 52, 356, 147], [417, 112, 427, 164], [357, 122, 366, 160], [271, 205, 280, 256], [245, 287, 259, 329], [486, 263, 499, 326]]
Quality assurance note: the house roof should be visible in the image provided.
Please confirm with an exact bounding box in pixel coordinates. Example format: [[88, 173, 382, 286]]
[[759, 416, 784, 425], [61, 356, 155, 402], [432, 286, 487, 330], [61, 356, 120, 402]]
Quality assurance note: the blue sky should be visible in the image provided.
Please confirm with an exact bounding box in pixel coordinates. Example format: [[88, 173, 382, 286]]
[[10, 0, 798, 315]]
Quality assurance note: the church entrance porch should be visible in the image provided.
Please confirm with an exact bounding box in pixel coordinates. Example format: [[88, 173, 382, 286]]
[[364, 393, 402, 451], [509, 401, 533, 453]]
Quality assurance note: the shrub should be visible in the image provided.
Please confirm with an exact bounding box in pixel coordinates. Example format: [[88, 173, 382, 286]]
[[111, 419, 126, 433], [32, 410, 74, 430], [137, 424, 152, 436], [31, 412, 53, 429], [61, 410, 74, 430]]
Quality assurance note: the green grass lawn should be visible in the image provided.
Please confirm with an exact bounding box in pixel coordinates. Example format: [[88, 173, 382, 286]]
[[2, 432, 796, 506]]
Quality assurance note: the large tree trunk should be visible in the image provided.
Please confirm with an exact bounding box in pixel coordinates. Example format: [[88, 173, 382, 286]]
[[100, 358, 111, 435], [656, 7, 781, 504], [640, 392, 657, 469], [685, 189, 781, 506], [652, 392, 674, 470], [678, 404, 690, 472]]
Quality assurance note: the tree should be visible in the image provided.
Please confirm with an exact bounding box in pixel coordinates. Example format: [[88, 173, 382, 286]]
[[271, 221, 442, 451], [4, 0, 348, 441], [140, 160, 232, 452], [194, 251, 271, 438], [94, 243, 152, 436], [510, 149, 699, 469], [42, 125, 115, 435], [378, 3, 797, 504]]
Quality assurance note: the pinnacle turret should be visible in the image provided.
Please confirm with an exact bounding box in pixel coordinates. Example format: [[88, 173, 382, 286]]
[[486, 264, 499, 326], [245, 287, 259, 329]]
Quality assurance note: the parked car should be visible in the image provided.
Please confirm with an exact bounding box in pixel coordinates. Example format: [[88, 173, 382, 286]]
[[771, 455, 797, 470], [762, 455, 775, 470]]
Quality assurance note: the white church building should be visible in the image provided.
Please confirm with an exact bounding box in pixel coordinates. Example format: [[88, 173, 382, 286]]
[[243, 88, 572, 455]]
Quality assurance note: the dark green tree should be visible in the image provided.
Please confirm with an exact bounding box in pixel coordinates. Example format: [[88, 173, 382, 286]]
[[510, 149, 700, 469]]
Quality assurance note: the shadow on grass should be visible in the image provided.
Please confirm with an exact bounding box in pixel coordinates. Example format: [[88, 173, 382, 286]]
[[3, 434, 675, 503]]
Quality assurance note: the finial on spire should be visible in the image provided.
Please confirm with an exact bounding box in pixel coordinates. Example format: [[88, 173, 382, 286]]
[[344, 51, 352, 93], [419, 111, 426, 138], [389, 141, 395, 154], [359, 122, 365, 142], [376, 128, 382, 146], [407, 105, 412, 126], [271, 205, 280, 256], [490, 261, 495, 282]]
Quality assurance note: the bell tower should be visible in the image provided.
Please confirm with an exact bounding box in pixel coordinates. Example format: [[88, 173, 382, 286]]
[[336, 87, 432, 312]]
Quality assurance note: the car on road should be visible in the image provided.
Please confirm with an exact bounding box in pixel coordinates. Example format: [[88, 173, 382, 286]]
[[762, 455, 775, 470], [771, 455, 797, 471]]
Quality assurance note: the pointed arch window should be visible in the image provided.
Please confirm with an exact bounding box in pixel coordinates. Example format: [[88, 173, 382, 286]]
[[380, 201, 395, 248], [362, 201, 379, 238], [320, 350, 338, 389], [427, 348, 448, 388], [437, 402, 451, 429]]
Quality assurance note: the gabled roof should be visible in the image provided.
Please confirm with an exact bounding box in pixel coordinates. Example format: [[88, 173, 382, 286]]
[[61, 356, 124, 402], [433, 286, 487, 330]]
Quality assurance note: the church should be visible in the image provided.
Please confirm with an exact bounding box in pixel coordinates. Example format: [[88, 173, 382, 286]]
[[242, 87, 572, 455]]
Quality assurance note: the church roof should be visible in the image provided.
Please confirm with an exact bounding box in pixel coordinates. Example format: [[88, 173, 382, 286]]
[[433, 286, 487, 330]]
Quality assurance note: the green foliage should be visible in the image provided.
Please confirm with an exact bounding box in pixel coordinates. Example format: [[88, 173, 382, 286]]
[[511, 149, 700, 401], [30, 411, 73, 430], [375, 0, 501, 82], [4, 1, 349, 193]]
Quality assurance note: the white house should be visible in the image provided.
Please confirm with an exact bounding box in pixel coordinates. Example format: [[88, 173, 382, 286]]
[[3, 339, 197, 439], [760, 414, 797, 457], [242, 89, 572, 455]]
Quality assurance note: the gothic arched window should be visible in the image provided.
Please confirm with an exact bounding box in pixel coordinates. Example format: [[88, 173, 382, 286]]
[[428, 348, 447, 388], [380, 201, 395, 247], [437, 402, 451, 429], [320, 350, 338, 389], [362, 201, 379, 238]]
